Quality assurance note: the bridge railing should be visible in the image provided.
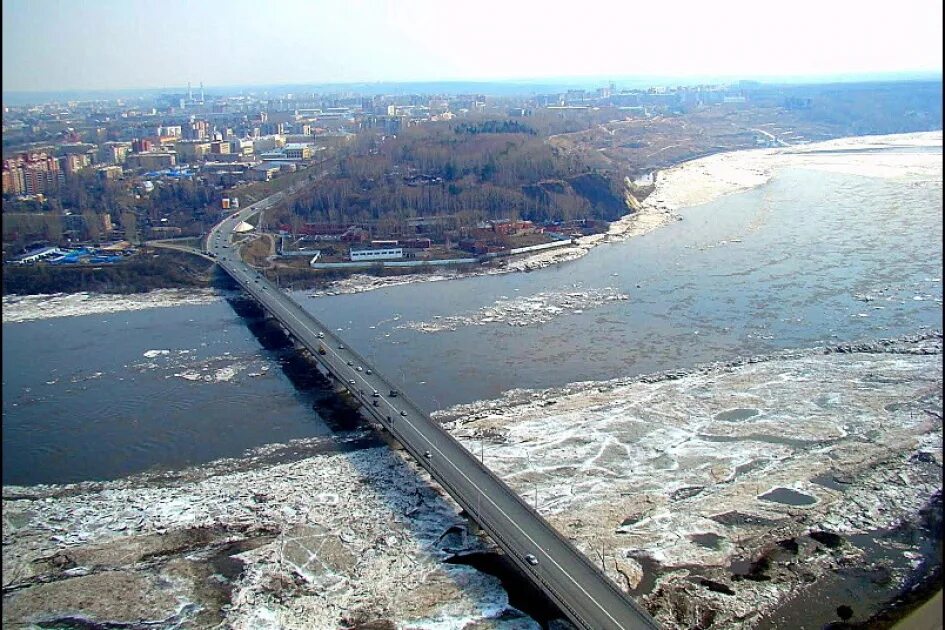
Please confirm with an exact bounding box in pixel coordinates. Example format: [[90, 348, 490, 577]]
[[221, 261, 659, 630]]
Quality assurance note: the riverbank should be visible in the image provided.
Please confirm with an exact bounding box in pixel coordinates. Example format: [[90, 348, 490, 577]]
[[308, 129, 942, 296], [3, 131, 938, 313], [1, 248, 215, 298]]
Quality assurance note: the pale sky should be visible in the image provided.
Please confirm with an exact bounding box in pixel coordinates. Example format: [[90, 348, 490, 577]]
[[2, 0, 942, 92]]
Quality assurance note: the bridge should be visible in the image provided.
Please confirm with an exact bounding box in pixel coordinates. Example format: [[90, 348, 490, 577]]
[[206, 195, 660, 630]]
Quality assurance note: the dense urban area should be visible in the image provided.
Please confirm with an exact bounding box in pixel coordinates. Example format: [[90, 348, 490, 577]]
[[3, 79, 941, 294]]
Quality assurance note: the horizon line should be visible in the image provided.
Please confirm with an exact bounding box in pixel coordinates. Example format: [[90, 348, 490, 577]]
[[3, 69, 942, 97]]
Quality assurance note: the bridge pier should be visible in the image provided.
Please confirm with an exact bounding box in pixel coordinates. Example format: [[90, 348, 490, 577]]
[[464, 517, 482, 538]]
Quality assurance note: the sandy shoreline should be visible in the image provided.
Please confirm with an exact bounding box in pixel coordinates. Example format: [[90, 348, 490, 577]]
[[444, 130, 942, 277]]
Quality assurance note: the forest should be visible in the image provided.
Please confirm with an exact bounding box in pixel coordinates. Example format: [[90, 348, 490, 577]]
[[282, 116, 630, 231]]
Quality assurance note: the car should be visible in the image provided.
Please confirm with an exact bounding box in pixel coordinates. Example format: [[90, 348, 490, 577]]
[[338, 344, 345, 349], [423, 450, 432, 458], [347, 361, 354, 366], [400, 410, 407, 417], [389, 389, 399, 397], [355, 366, 363, 372], [371, 390, 379, 397], [347, 379, 356, 385], [524, 554, 539, 566], [317, 332, 324, 339], [365, 369, 372, 375]]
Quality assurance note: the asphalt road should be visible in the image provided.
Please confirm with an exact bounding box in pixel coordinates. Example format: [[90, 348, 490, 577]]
[[206, 197, 660, 630]]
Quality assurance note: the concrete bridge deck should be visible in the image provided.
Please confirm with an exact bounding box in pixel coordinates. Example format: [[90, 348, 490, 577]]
[[207, 196, 659, 630]]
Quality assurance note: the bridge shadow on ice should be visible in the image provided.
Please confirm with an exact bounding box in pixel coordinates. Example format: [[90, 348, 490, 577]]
[[215, 271, 568, 627]]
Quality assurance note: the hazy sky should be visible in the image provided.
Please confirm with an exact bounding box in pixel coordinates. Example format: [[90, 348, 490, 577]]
[[3, 0, 942, 92]]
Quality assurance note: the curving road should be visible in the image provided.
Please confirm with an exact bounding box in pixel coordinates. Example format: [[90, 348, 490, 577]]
[[206, 195, 660, 630]]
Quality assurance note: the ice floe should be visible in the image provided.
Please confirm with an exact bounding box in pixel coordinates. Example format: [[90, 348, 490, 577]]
[[399, 287, 629, 333], [2, 289, 226, 324]]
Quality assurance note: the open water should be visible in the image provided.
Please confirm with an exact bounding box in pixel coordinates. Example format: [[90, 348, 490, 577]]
[[3, 149, 942, 485]]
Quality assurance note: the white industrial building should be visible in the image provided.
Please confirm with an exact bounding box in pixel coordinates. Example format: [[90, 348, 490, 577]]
[[13, 247, 63, 264], [349, 247, 403, 262]]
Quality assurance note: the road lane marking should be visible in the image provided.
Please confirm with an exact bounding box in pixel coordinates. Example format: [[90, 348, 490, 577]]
[[250, 281, 627, 628]]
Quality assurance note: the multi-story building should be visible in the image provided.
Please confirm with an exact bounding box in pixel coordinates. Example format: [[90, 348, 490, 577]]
[[60, 153, 92, 174], [158, 125, 182, 137], [183, 119, 209, 140], [174, 140, 211, 162], [260, 121, 286, 135], [1, 152, 63, 195], [209, 141, 230, 155], [97, 142, 130, 165], [132, 138, 153, 153], [228, 138, 254, 157], [125, 152, 176, 170], [283, 143, 313, 160], [252, 135, 285, 153], [1, 167, 25, 195], [97, 165, 123, 180]]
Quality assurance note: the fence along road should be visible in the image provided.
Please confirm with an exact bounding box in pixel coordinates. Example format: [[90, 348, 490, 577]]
[[207, 195, 660, 630]]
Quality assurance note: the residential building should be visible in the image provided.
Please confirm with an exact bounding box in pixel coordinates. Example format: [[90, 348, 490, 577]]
[[158, 125, 182, 137], [209, 141, 230, 155], [175, 141, 211, 162], [97, 165, 123, 180], [283, 143, 314, 160], [60, 153, 92, 175], [97, 142, 130, 165], [183, 119, 209, 140], [228, 138, 254, 156], [252, 135, 285, 153], [126, 152, 175, 170], [1, 152, 63, 195]]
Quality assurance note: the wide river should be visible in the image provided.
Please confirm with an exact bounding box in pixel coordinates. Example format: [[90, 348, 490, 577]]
[[3, 145, 942, 485]]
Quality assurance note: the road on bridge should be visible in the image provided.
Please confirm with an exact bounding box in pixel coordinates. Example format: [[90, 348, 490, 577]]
[[206, 193, 660, 630]]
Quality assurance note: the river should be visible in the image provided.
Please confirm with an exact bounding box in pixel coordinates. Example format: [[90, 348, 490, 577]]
[[3, 141, 941, 487]]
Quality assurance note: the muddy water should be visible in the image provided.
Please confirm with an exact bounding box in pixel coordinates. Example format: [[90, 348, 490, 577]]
[[2, 146, 941, 485]]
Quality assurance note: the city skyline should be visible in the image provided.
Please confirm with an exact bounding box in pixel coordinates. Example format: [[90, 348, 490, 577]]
[[3, 0, 943, 93]]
